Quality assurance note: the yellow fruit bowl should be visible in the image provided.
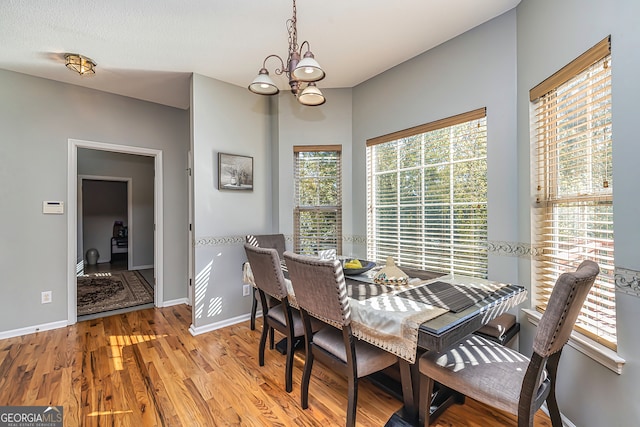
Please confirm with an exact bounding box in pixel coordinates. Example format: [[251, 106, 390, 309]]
[[341, 259, 376, 276]]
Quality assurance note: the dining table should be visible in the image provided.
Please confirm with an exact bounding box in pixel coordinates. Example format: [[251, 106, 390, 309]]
[[243, 259, 528, 426]]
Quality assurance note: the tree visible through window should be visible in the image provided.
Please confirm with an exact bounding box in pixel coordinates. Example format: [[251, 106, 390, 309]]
[[531, 36, 615, 349], [294, 146, 342, 255], [366, 108, 488, 278]]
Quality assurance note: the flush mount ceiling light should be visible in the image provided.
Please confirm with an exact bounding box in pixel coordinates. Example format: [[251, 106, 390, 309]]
[[248, 0, 326, 106], [64, 53, 96, 76]]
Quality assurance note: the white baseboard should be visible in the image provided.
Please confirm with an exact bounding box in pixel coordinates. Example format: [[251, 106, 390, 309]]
[[189, 313, 251, 336], [162, 298, 189, 307], [0, 320, 68, 340]]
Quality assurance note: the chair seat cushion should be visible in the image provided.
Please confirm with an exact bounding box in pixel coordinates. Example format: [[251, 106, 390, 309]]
[[419, 334, 533, 415], [313, 326, 397, 378], [267, 304, 321, 336]]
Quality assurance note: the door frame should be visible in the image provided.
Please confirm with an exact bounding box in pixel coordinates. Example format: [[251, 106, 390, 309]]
[[187, 150, 194, 307], [67, 138, 164, 324]]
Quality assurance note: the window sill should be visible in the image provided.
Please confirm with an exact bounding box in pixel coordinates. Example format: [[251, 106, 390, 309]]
[[521, 309, 625, 375]]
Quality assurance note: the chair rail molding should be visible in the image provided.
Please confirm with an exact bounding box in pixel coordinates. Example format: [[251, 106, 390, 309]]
[[344, 234, 367, 245], [196, 234, 367, 247], [195, 236, 245, 247], [487, 240, 541, 258], [615, 266, 640, 298]]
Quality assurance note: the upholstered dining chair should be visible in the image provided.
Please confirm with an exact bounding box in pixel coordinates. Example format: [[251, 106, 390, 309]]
[[243, 243, 305, 393], [284, 251, 401, 427], [245, 234, 286, 330], [418, 260, 600, 427]]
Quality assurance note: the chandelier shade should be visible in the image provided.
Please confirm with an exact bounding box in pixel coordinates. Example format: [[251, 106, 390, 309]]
[[292, 53, 325, 82], [249, 0, 326, 106], [298, 82, 325, 106], [248, 68, 279, 95], [64, 53, 96, 76]]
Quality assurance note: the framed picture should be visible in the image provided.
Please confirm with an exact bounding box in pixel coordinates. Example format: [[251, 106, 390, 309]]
[[218, 153, 254, 191]]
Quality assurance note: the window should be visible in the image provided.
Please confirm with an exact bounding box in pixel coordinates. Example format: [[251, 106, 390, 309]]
[[294, 146, 342, 255], [366, 108, 488, 278], [531, 36, 615, 349]]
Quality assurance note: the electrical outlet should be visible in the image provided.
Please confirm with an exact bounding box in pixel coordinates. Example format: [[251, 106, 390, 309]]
[[243, 284, 251, 297], [41, 291, 52, 304]]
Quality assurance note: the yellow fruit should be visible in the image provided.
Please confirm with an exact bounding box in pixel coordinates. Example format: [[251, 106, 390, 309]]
[[345, 259, 363, 269]]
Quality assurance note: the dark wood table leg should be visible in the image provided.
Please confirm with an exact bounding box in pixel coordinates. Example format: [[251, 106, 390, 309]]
[[399, 359, 418, 421]]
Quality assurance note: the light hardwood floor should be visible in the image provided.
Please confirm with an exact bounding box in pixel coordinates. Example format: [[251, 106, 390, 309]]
[[0, 305, 552, 426]]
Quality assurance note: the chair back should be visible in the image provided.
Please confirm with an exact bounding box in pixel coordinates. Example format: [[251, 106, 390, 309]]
[[243, 244, 288, 300], [246, 234, 286, 258], [533, 259, 599, 357], [284, 251, 350, 327]]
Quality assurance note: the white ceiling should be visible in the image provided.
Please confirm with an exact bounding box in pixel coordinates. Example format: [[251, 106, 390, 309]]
[[0, 0, 520, 110]]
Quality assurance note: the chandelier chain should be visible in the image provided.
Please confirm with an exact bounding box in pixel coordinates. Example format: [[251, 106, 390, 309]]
[[286, 0, 299, 73]]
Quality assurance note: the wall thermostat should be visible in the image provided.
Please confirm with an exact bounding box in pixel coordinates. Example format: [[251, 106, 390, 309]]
[[43, 201, 64, 214]]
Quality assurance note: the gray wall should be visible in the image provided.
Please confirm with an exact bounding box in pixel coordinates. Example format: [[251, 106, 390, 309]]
[[353, 10, 519, 284], [78, 149, 155, 268], [189, 77, 355, 331], [352, 3, 640, 424], [190, 73, 272, 329], [516, 0, 640, 425], [0, 69, 190, 332], [275, 88, 354, 253]]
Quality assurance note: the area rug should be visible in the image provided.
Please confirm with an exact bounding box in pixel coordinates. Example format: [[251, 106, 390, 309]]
[[77, 270, 154, 316]]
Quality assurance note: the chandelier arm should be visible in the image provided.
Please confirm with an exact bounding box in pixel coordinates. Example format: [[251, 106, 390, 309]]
[[299, 40, 311, 55], [262, 54, 287, 76]]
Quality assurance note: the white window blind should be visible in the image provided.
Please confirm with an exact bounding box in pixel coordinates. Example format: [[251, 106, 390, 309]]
[[531, 36, 615, 349], [294, 145, 342, 255], [366, 108, 488, 278]]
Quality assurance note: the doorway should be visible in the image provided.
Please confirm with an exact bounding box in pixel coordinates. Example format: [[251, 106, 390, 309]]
[[79, 177, 131, 270], [67, 139, 164, 325], [76, 176, 154, 319]]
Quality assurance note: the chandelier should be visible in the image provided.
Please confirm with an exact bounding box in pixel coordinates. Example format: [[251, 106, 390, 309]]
[[248, 0, 326, 106]]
